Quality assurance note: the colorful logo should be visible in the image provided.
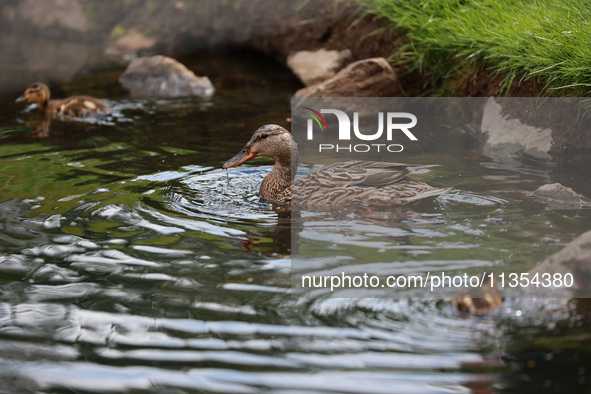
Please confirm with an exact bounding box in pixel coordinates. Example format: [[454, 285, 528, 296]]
[[303, 107, 328, 132]]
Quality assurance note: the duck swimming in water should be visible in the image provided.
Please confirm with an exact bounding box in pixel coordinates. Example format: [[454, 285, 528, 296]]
[[222, 124, 450, 206], [15, 82, 108, 117]]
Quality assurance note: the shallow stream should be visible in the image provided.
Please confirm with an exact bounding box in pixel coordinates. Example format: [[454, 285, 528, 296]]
[[0, 50, 590, 392]]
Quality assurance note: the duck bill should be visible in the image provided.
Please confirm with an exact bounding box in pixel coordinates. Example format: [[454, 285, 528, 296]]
[[15, 94, 27, 103], [222, 147, 256, 169]]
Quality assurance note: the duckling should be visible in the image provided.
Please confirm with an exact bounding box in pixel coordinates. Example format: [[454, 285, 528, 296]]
[[452, 273, 504, 314], [222, 124, 451, 206], [15, 82, 108, 117]]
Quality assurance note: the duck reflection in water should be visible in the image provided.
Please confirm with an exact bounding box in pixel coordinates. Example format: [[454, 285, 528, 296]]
[[17, 111, 51, 138]]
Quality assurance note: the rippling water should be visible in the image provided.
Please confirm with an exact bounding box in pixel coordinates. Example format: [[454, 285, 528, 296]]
[[1, 51, 591, 393]]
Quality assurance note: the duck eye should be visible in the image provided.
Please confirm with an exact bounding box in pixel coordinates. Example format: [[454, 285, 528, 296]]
[[260, 134, 269, 140]]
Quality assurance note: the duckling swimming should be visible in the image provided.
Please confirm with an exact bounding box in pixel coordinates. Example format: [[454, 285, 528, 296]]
[[16, 82, 108, 117]]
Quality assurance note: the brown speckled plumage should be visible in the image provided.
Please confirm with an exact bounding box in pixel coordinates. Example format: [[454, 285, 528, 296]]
[[223, 124, 451, 206], [452, 274, 504, 314], [292, 161, 450, 206], [16, 82, 108, 117]]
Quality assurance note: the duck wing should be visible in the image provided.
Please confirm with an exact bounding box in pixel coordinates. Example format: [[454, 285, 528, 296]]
[[293, 161, 449, 206], [298, 161, 438, 188], [52, 96, 108, 117]]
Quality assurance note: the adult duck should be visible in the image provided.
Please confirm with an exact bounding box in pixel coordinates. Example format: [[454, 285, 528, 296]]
[[15, 82, 108, 117], [222, 124, 450, 206]]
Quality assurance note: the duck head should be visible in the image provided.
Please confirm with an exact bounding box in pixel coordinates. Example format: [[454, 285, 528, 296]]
[[222, 124, 297, 175], [15, 82, 50, 110]]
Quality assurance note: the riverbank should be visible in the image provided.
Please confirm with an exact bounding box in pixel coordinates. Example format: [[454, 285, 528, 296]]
[[355, 0, 591, 96]]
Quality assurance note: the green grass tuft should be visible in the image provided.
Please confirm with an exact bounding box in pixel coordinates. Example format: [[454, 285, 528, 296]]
[[355, 0, 591, 95]]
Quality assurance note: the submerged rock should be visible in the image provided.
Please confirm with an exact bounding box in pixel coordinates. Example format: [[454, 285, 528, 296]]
[[534, 183, 590, 209], [287, 48, 351, 86], [294, 57, 405, 98], [119, 55, 215, 99]]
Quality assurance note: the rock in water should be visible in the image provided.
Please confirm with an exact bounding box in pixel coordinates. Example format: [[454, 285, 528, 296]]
[[287, 48, 351, 86], [294, 57, 405, 98], [528, 230, 591, 293], [534, 183, 590, 209], [480, 97, 554, 160], [119, 55, 215, 99]]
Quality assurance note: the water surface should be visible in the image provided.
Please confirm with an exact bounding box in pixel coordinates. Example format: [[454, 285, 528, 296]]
[[1, 51, 590, 392]]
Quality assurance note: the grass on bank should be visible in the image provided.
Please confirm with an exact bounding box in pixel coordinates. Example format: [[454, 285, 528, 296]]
[[354, 0, 591, 95]]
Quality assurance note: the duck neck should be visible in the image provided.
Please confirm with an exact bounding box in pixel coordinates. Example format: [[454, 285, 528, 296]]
[[287, 140, 298, 181], [260, 140, 298, 201], [39, 99, 49, 111], [272, 140, 297, 180], [39, 89, 50, 111]]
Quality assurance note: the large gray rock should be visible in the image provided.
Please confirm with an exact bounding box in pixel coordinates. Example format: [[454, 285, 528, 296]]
[[480, 97, 554, 161], [119, 55, 215, 99], [294, 57, 405, 98], [287, 48, 351, 86]]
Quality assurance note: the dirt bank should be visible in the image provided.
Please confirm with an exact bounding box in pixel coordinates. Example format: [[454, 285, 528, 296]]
[[1, 0, 548, 97]]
